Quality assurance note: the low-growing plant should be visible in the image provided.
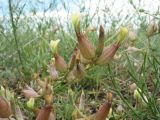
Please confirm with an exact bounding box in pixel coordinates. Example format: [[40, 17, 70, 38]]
[[0, 0, 160, 120], [0, 13, 129, 120]]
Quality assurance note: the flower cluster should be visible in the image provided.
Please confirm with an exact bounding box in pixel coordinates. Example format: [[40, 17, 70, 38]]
[[0, 13, 128, 120], [48, 13, 128, 81]]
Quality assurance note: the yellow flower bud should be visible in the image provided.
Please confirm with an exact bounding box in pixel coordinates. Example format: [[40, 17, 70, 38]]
[[0, 86, 5, 92], [27, 98, 35, 109], [70, 13, 81, 32], [117, 27, 128, 44], [134, 88, 141, 102], [108, 107, 112, 118], [49, 39, 60, 53], [134, 88, 148, 106]]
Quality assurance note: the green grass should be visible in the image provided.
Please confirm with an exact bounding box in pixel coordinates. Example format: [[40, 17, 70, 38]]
[[0, 0, 160, 120]]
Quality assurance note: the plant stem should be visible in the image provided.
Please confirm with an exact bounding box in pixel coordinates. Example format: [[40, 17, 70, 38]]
[[107, 64, 141, 119], [8, 0, 24, 68]]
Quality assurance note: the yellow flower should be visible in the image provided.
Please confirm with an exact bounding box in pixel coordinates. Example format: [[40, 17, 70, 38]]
[[27, 98, 35, 109], [70, 13, 81, 32], [134, 88, 148, 106], [49, 39, 60, 53], [117, 27, 128, 44], [134, 88, 141, 101]]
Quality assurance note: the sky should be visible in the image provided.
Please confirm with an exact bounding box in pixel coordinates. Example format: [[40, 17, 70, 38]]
[[0, 0, 159, 15], [0, 0, 159, 29]]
